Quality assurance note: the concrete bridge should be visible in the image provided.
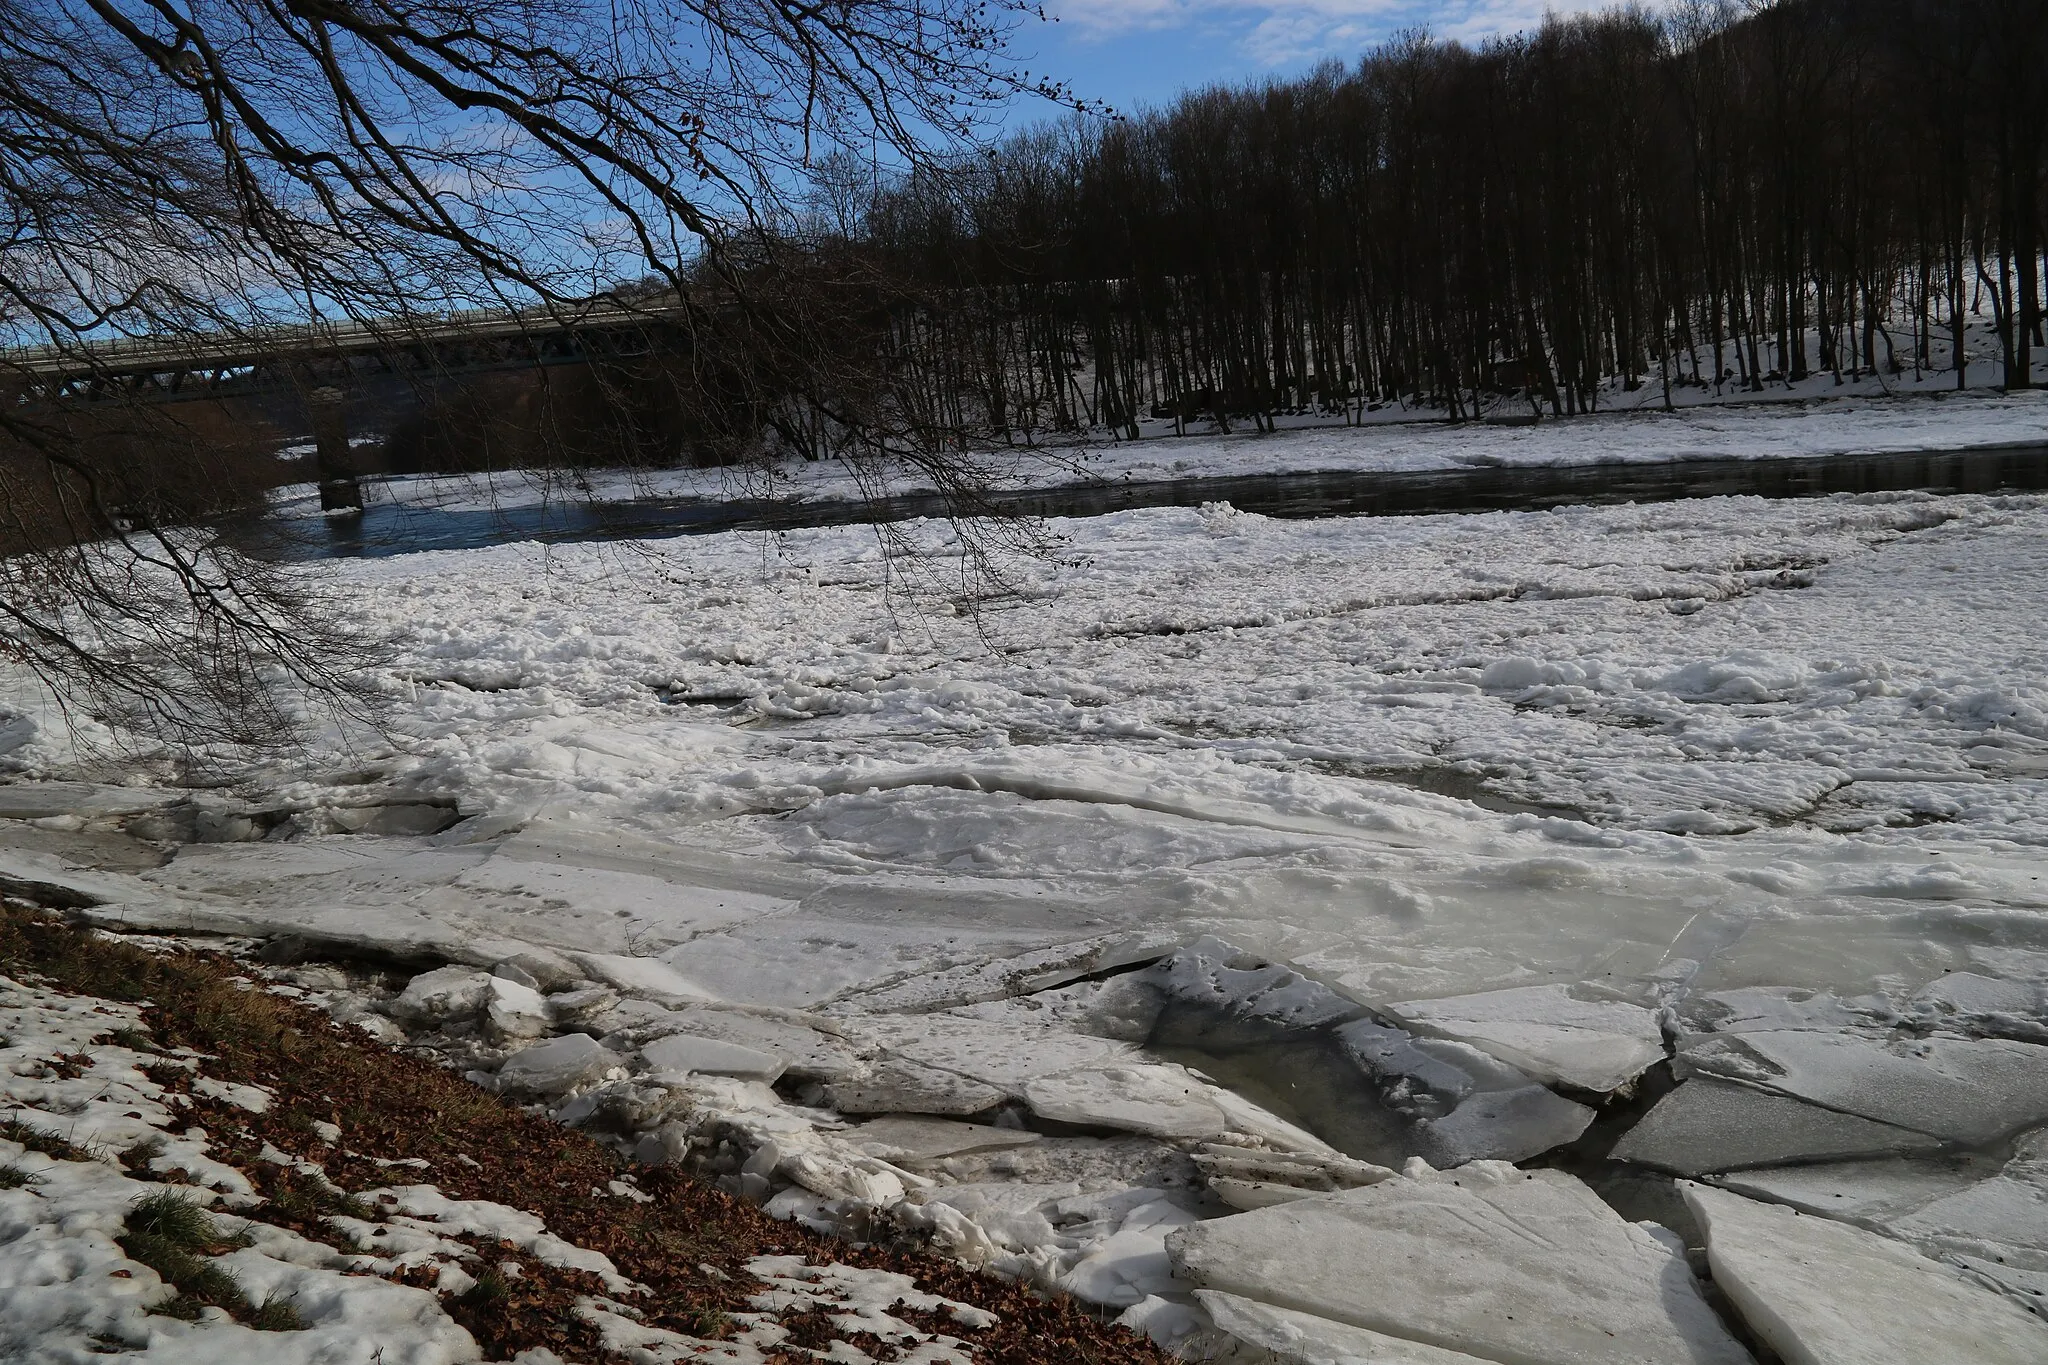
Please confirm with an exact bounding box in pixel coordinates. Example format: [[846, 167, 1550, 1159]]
[[1, 298, 681, 509]]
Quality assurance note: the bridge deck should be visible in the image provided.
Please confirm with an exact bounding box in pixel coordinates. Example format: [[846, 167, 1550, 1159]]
[[1, 299, 673, 382]]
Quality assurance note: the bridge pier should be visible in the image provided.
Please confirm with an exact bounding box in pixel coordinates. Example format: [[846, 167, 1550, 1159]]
[[308, 385, 363, 513]]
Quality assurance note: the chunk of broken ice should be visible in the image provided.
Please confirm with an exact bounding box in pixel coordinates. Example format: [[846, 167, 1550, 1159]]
[[1023, 1064, 1233, 1140], [497, 1033, 624, 1096], [1169, 1162, 1751, 1365], [391, 965, 493, 1024], [1677, 1030, 2048, 1144], [843, 1116, 1042, 1163], [1682, 1181, 2048, 1365], [1336, 1019, 1594, 1164], [1381, 984, 1666, 1093], [824, 1057, 1006, 1116], [1612, 1079, 1944, 1176], [640, 1032, 787, 1083], [1196, 1289, 1497, 1363]]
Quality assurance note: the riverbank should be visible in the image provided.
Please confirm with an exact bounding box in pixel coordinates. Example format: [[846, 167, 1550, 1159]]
[[269, 386, 2048, 527]]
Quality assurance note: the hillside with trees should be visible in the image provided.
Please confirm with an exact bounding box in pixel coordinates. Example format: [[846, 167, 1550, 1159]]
[[837, 0, 2046, 438]]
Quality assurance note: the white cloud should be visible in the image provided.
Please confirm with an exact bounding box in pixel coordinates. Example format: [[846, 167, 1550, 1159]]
[[1050, 0, 1624, 64]]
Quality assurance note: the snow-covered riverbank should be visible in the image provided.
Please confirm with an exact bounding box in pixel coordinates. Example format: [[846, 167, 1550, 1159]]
[[269, 386, 2048, 518], [5, 483, 2048, 1362]]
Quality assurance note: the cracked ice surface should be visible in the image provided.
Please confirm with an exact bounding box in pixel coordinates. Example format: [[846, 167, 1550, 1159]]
[[8, 487, 2048, 1355]]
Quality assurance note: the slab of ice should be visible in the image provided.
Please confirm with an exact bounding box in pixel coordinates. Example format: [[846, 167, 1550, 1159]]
[[632, 1005, 864, 1082], [1713, 1158, 1992, 1222], [1197, 1290, 1497, 1364], [1141, 944, 1370, 1032], [1678, 1030, 2048, 1144], [841, 933, 1179, 1014], [0, 780, 176, 818], [1678, 986, 1893, 1039], [1023, 1064, 1233, 1140], [1425, 1084, 1599, 1166], [1381, 984, 1666, 1093], [0, 849, 138, 908], [1168, 1162, 1752, 1365], [844, 1116, 1042, 1163], [1885, 1172, 2048, 1257], [1335, 1020, 1595, 1164], [1192, 1144, 1397, 1210], [1708, 1134, 2048, 1319], [484, 975, 552, 1041], [854, 1013, 1137, 1090], [824, 1057, 1006, 1116], [496, 1033, 624, 1096], [1909, 972, 2048, 1041], [641, 1032, 787, 1082], [392, 966, 494, 1023], [1612, 1079, 1944, 1176], [1682, 1182, 2048, 1365], [569, 951, 720, 1003]]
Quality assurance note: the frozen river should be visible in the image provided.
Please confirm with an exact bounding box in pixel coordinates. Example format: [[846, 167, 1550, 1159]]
[[6, 420, 2048, 1360]]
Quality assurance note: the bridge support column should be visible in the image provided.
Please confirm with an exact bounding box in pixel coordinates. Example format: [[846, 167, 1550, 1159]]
[[309, 385, 363, 513]]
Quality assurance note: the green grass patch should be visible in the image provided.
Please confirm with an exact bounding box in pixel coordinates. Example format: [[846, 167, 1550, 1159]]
[[247, 1292, 306, 1332], [0, 1162, 38, 1189], [266, 1169, 374, 1223], [120, 1189, 259, 1321], [0, 1115, 87, 1160]]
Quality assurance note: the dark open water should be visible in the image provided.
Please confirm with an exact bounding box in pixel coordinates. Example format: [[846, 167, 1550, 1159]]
[[233, 442, 2048, 560]]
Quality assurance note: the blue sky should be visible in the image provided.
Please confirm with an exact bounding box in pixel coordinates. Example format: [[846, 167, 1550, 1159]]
[[996, 0, 1617, 123]]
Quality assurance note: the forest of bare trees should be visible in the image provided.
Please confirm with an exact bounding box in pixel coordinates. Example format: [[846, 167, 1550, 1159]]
[[836, 0, 2047, 438], [0, 0, 1063, 748]]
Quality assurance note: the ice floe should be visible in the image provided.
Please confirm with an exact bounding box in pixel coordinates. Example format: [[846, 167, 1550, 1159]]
[[1379, 984, 1666, 1093], [1611, 1078, 1944, 1176], [1169, 1161, 1752, 1365], [1683, 1182, 2048, 1364], [1676, 1030, 2048, 1144]]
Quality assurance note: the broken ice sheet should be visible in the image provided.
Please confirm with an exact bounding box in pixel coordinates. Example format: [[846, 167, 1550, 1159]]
[[1169, 1162, 1751, 1365], [1677, 1029, 2048, 1145], [1683, 1182, 2048, 1364], [1136, 942, 1595, 1166], [1611, 1078, 1944, 1176], [1379, 983, 1665, 1093]]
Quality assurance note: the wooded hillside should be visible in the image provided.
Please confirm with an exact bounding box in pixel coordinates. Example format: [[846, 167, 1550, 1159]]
[[830, 0, 2045, 438]]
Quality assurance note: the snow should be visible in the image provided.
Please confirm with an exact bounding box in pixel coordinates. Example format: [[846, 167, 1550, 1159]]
[[1681, 1182, 2048, 1365], [0, 968, 1038, 1364], [0, 985, 486, 1363]]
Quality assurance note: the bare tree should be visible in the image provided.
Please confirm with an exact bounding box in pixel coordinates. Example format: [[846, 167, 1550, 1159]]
[[0, 0, 1070, 754]]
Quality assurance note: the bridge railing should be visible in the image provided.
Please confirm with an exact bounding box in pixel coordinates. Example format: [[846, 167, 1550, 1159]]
[[0, 297, 678, 380]]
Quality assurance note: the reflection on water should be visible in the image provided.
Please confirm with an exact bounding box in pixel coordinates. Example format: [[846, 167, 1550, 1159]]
[[1148, 1000, 1421, 1167], [226, 444, 2048, 561]]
